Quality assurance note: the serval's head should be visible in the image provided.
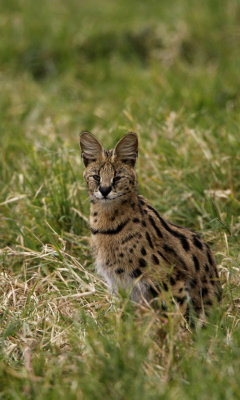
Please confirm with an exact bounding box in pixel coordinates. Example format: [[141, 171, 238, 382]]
[[80, 132, 138, 203]]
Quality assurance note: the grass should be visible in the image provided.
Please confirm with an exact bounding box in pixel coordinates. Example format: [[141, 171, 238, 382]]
[[0, 0, 240, 398]]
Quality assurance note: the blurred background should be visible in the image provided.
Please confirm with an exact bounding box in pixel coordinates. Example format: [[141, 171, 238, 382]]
[[1, 0, 240, 143]]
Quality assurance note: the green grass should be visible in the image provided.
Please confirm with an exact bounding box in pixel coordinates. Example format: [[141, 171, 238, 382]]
[[0, 0, 240, 398]]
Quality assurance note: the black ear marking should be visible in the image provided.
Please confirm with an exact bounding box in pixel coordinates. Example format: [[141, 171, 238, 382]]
[[82, 154, 96, 167]]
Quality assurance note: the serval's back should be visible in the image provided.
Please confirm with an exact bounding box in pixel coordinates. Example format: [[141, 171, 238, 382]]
[[80, 131, 221, 319]]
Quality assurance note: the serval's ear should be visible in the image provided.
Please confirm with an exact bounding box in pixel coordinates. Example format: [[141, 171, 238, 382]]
[[114, 132, 138, 167], [80, 131, 103, 167]]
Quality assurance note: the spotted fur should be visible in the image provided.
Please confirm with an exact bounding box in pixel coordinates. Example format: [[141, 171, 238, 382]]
[[80, 131, 222, 317]]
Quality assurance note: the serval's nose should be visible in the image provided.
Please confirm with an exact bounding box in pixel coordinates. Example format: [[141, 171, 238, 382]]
[[99, 186, 111, 197]]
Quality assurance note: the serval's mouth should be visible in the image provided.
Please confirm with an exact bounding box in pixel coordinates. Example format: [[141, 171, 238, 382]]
[[93, 192, 127, 202], [100, 194, 126, 201]]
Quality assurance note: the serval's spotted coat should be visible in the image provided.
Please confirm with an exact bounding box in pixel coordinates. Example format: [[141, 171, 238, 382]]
[[80, 132, 221, 319]]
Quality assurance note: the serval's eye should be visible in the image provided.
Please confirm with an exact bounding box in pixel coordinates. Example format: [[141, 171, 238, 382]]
[[92, 175, 100, 182], [113, 176, 121, 184]]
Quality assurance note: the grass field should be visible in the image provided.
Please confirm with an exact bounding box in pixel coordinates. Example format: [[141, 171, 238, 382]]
[[0, 0, 240, 398]]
